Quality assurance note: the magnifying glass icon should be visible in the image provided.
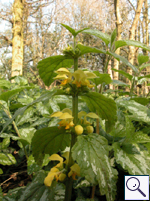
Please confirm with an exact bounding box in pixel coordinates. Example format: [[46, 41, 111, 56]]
[[126, 177, 146, 197]]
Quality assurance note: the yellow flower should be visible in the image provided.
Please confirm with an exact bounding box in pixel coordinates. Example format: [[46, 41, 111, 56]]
[[44, 153, 69, 187], [58, 119, 74, 129], [78, 111, 99, 125], [72, 70, 96, 88], [49, 154, 63, 168], [44, 167, 60, 187], [58, 173, 66, 181], [54, 68, 72, 86], [50, 109, 74, 129], [68, 163, 80, 180]]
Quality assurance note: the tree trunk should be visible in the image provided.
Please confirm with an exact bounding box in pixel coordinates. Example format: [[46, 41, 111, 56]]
[[11, 0, 24, 78], [108, 60, 113, 89], [113, 0, 122, 89], [127, 0, 143, 79], [143, 0, 149, 94]]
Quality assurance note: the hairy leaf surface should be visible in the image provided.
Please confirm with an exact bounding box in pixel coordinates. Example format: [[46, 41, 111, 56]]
[[37, 55, 73, 86], [81, 92, 117, 132], [113, 142, 150, 176], [32, 126, 71, 163], [72, 134, 118, 201]]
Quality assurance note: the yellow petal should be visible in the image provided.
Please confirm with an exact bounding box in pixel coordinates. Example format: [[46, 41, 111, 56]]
[[58, 173, 66, 181], [59, 112, 73, 119], [62, 108, 72, 115], [51, 167, 60, 172], [78, 111, 87, 119], [44, 167, 59, 187], [70, 163, 80, 176], [44, 173, 55, 187], [69, 121, 74, 127], [55, 68, 70, 73], [73, 70, 86, 81], [62, 151, 70, 165], [68, 170, 73, 178], [61, 79, 70, 85], [49, 154, 63, 163], [68, 163, 80, 179], [58, 120, 67, 127], [84, 71, 97, 78], [51, 111, 63, 118], [86, 112, 99, 119], [54, 74, 68, 80]]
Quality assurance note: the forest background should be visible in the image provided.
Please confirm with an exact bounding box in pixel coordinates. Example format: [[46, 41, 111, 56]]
[[0, 0, 150, 201], [0, 0, 149, 92]]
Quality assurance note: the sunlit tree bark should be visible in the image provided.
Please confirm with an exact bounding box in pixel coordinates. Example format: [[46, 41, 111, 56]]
[[127, 0, 144, 79], [11, 0, 24, 77], [113, 0, 122, 88]]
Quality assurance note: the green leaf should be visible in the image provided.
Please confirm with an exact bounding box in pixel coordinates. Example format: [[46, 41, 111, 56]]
[[81, 92, 117, 132], [14, 76, 28, 86], [113, 142, 150, 175], [3, 170, 65, 201], [131, 131, 150, 144], [19, 128, 36, 145], [32, 127, 71, 163], [1, 90, 56, 133], [112, 69, 133, 81], [108, 52, 138, 73], [2, 137, 10, 149], [137, 77, 148, 85], [111, 29, 117, 46], [27, 155, 41, 174], [72, 134, 118, 201], [27, 154, 49, 175], [130, 97, 149, 106], [15, 107, 35, 126], [0, 187, 3, 200], [49, 99, 60, 113], [78, 44, 106, 55], [138, 54, 149, 66], [0, 153, 16, 165], [2, 187, 25, 201], [19, 171, 65, 201], [139, 74, 150, 79], [0, 79, 11, 89], [61, 23, 76, 36], [139, 64, 150, 72], [111, 80, 130, 87], [0, 168, 3, 174], [61, 24, 89, 37], [75, 179, 91, 189], [115, 40, 150, 52], [116, 99, 150, 124], [0, 86, 33, 102], [37, 55, 73, 86], [82, 29, 111, 45], [110, 121, 126, 137], [91, 71, 112, 86], [18, 96, 33, 105]]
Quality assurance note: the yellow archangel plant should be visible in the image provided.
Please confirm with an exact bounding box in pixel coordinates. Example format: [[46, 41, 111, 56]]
[[50, 108, 74, 130], [44, 153, 80, 187], [54, 68, 97, 88]]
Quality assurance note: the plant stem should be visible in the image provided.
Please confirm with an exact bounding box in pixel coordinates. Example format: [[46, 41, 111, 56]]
[[64, 57, 78, 201], [4, 108, 28, 160], [130, 76, 135, 97]]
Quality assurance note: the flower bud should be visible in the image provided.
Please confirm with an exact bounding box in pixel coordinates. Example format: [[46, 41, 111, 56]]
[[75, 125, 83, 135], [86, 126, 94, 134]]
